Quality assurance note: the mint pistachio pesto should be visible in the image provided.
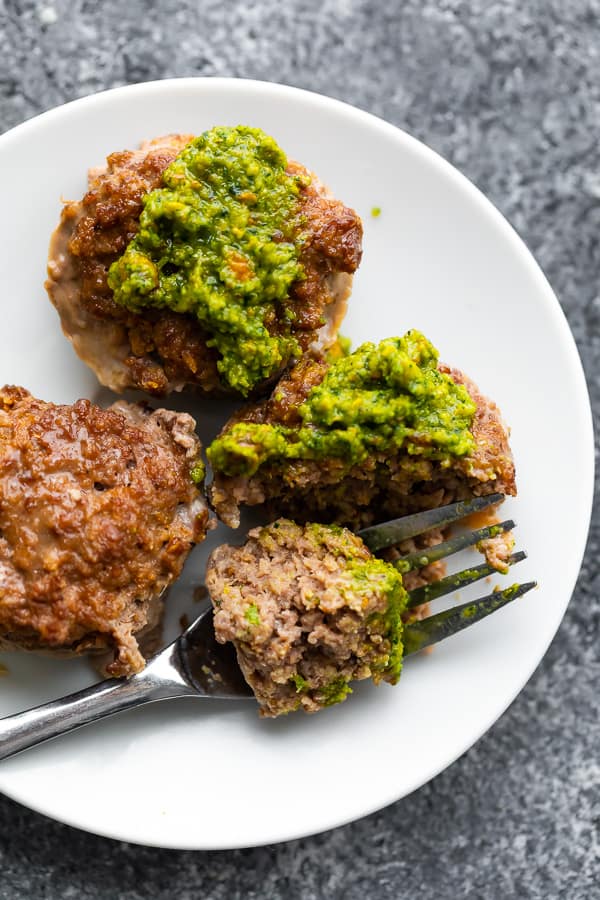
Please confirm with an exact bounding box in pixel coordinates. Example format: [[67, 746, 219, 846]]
[[302, 521, 407, 690], [208, 330, 477, 477], [108, 126, 308, 395], [344, 555, 406, 686], [189, 459, 206, 485]]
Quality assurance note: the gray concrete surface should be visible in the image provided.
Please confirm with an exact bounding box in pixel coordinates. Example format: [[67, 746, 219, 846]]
[[0, 1, 598, 897]]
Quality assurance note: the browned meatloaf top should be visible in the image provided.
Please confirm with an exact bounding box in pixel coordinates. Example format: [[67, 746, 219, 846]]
[[46, 135, 362, 396], [209, 358, 516, 529], [0, 386, 210, 676]]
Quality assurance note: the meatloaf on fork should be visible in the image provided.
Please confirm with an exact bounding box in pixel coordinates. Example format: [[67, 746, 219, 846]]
[[46, 128, 362, 397], [206, 519, 407, 717], [0, 386, 210, 676]]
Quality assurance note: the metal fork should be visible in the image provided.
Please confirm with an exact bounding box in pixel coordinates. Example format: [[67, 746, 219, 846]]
[[0, 493, 535, 760]]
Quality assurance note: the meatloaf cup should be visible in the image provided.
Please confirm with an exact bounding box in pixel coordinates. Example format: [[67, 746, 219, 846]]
[[208, 330, 516, 529], [46, 127, 362, 398], [206, 519, 407, 717], [0, 386, 210, 676]]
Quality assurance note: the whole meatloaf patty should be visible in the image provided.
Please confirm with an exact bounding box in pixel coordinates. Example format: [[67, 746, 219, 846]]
[[208, 335, 517, 530], [0, 386, 210, 676], [46, 133, 362, 397], [206, 519, 407, 717]]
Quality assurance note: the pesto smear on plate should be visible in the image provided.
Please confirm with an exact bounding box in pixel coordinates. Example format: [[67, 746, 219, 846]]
[[108, 125, 307, 395], [208, 330, 477, 476]]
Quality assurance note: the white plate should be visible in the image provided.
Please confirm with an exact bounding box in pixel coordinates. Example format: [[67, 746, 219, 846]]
[[0, 79, 593, 849]]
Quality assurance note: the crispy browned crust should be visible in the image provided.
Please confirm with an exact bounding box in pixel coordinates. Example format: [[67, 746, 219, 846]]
[[46, 135, 362, 396], [0, 386, 210, 676], [209, 359, 516, 529]]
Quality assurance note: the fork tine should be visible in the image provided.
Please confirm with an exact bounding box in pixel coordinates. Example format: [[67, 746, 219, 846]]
[[406, 550, 527, 608], [393, 519, 515, 574], [403, 581, 537, 656], [358, 493, 505, 552]]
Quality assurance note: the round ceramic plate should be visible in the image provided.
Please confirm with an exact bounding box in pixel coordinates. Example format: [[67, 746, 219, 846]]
[[0, 79, 593, 850]]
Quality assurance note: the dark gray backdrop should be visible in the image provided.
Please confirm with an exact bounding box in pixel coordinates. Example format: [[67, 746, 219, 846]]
[[0, 1, 598, 898]]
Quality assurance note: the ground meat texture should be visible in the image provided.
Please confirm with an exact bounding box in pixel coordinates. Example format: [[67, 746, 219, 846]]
[[0, 386, 210, 676], [209, 360, 517, 529], [206, 520, 406, 717], [46, 135, 362, 397], [477, 529, 516, 573]]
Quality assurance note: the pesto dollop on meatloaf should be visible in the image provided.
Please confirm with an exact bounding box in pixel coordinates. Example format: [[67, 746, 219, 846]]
[[208, 331, 516, 528], [0, 386, 210, 676], [46, 127, 362, 397], [206, 519, 407, 717]]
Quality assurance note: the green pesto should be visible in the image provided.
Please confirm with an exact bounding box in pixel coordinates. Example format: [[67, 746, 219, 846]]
[[461, 584, 520, 620], [363, 574, 406, 682], [290, 674, 309, 693], [189, 459, 206, 485], [319, 676, 353, 706], [305, 521, 348, 544], [347, 558, 407, 683], [108, 126, 307, 395], [393, 552, 431, 575], [303, 523, 407, 686], [484, 525, 504, 539], [461, 604, 478, 620], [244, 603, 261, 626], [208, 331, 477, 476]]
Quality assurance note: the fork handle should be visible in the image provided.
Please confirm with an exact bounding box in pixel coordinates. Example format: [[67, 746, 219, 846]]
[[0, 671, 187, 762]]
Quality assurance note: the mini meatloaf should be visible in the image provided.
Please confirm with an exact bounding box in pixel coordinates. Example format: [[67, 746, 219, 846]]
[[206, 519, 407, 717], [208, 331, 516, 529], [0, 386, 209, 676], [46, 127, 362, 397]]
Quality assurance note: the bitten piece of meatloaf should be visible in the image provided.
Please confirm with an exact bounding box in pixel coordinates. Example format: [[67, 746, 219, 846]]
[[206, 519, 407, 717], [0, 386, 210, 676]]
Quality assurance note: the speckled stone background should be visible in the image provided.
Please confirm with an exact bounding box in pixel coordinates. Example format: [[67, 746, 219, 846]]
[[0, 0, 598, 897]]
